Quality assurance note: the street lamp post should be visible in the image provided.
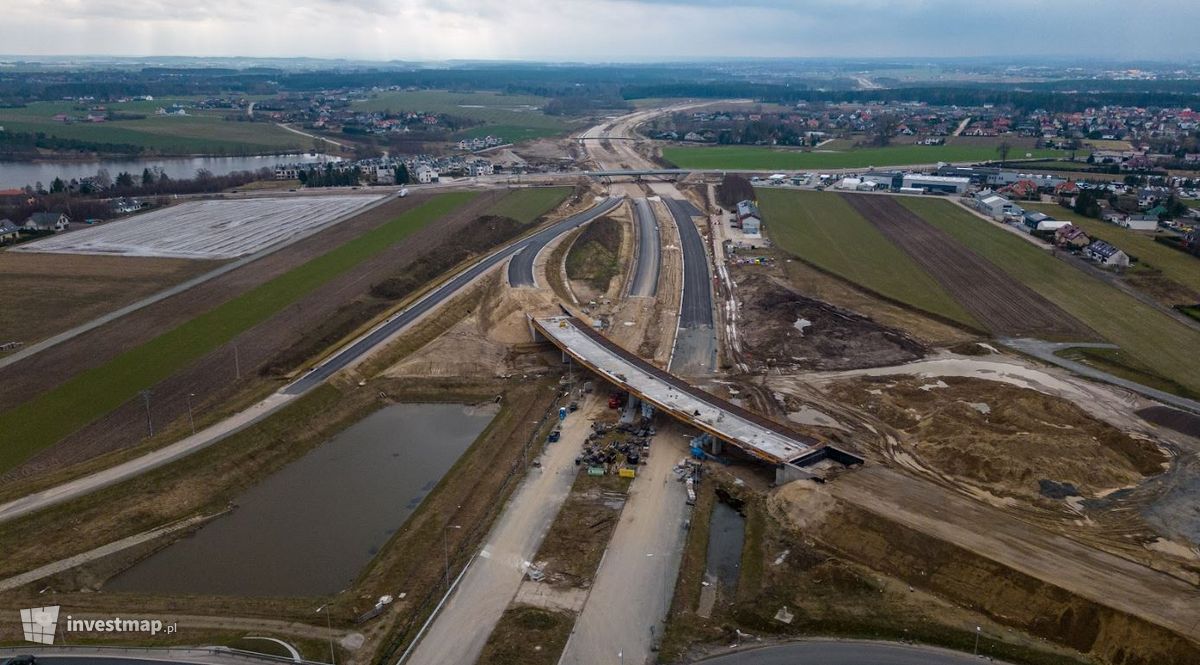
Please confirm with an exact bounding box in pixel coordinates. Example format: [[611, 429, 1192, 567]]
[[316, 603, 336, 665], [974, 626, 981, 656], [140, 390, 153, 438], [443, 524, 462, 590], [186, 392, 196, 435]]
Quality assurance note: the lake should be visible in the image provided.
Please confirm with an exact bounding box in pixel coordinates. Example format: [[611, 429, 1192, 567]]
[[0, 153, 337, 190], [105, 402, 495, 597]]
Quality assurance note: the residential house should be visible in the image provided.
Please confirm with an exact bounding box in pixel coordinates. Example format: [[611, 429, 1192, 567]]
[[1055, 224, 1091, 249], [0, 219, 20, 244], [414, 165, 438, 184], [1083, 240, 1130, 268], [734, 200, 761, 230], [23, 212, 70, 233]]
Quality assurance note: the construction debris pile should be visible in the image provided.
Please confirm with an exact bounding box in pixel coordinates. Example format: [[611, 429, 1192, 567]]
[[575, 420, 654, 478]]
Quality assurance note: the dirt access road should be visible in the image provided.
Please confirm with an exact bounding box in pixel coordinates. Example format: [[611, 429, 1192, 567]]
[[405, 397, 602, 665], [830, 465, 1200, 639], [559, 423, 691, 665], [841, 193, 1094, 340]]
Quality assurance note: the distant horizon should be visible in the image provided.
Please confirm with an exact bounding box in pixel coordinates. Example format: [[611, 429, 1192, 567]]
[[1, 53, 1197, 70]]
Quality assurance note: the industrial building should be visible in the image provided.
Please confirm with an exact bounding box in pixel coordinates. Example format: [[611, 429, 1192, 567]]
[[901, 174, 970, 194]]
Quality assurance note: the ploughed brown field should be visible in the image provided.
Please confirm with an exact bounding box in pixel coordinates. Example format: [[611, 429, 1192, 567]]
[[0, 252, 219, 348], [0, 191, 509, 481], [840, 194, 1095, 340]]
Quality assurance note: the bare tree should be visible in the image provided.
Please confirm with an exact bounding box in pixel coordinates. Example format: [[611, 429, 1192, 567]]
[[997, 141, 1012, 167]]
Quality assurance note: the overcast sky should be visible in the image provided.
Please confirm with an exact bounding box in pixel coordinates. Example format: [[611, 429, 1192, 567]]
[[3, 0, 1197, 62]]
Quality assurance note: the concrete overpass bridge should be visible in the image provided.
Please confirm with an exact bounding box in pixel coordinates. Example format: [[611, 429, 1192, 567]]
[[532, 316, 862, 482]]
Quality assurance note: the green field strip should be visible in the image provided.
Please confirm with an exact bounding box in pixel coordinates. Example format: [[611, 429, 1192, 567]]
[[756, 188, 980, 328], [485, 187, 572, 224]]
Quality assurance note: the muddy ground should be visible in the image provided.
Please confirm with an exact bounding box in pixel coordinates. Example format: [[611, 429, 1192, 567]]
[[842, 194, 1095, 340], [731, 264, 926, 372], [825, 375, 1168, 501]]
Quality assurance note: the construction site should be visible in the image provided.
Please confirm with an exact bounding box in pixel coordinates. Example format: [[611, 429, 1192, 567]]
[[1, 101, 1199, 665]]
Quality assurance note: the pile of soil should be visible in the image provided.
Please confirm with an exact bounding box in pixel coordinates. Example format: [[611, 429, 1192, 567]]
[[828, 375, 1168, 499], [737, 278, 926, 371]]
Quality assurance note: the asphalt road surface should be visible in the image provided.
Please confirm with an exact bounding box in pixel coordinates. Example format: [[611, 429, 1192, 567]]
[[287, 196, 619, 393], [506, 196, 621, 288], [629, 198, 661, 297], [664, 197, 717, 375], [694, 640, 1012, 665]]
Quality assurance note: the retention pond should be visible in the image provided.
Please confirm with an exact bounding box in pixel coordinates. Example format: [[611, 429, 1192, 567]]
[[106, 402, 495, 597]]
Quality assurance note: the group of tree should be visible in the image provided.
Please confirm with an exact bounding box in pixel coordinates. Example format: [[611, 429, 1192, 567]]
[[297, 164, 362, 187], [716, 174, 755, 209], [5, 167, 274, 224]]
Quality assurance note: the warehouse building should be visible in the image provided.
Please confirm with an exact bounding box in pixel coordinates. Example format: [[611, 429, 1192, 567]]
[[901, 174, 970, 194]]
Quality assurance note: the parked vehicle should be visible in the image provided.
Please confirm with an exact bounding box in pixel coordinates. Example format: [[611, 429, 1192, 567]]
[[548, 429, 561, 443]]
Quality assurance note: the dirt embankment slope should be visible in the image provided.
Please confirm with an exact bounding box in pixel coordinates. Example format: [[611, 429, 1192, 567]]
[[773, 477, 1200, 665]]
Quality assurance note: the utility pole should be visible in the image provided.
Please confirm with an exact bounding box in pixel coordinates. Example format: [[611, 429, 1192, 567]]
[[233, 343, 241, 379], [140, 390, 153, 438], [443, 524, 461, 590], [186, 392, 196, 435]]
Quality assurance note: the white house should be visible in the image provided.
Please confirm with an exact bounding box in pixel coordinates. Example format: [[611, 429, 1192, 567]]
[[415, 165, 438, 184], [23, 212, 70, 233], [1083, 240, 1131, 268]]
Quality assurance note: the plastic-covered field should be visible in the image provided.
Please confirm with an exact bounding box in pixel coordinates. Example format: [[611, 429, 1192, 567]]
[[15, 195, 384, 259]]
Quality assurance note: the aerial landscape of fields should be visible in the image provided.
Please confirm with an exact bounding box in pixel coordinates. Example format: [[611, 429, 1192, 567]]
[[2, 9, 1200, 665]]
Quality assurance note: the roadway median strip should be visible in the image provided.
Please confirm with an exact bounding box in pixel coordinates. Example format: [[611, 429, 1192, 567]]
[[0, 192, 477, 474]]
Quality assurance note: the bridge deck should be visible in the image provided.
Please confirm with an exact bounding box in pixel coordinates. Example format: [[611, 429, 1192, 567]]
[[534, 316, 818, 464]]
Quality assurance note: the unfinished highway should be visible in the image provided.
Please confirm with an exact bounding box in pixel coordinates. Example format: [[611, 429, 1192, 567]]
[[665, 197, 718, 376], [629, 198, 661, 297]]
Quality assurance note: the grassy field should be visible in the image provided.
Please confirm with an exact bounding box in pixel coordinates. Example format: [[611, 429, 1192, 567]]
[[900, 197, 1200, 395], [353, 90, 572, 142], [485, 186, 572, 224], [756, 189, 979, 327], [0, 99, 307, 154], [662, 144, 1062, 170], [1026, 203, 1200, 295], [0, 192, 476, 473]]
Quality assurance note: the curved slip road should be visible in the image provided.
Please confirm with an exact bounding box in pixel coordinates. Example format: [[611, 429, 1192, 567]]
[[0, 197, 620, 526], [629, 198, 661, 297], [664, 197, 717, 375], [694, 640, 1013, 665], [505, 196, 621, 288], [290, 194, 619, 391]]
